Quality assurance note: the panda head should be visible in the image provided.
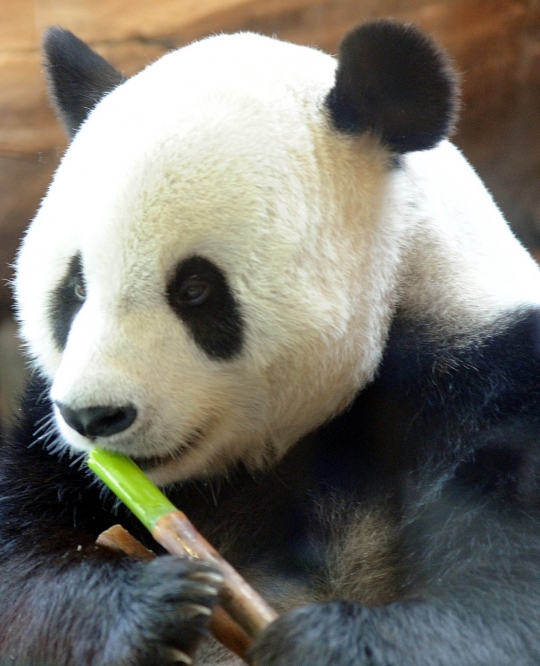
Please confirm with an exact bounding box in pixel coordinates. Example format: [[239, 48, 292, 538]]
[[14, 21, 457, 484]]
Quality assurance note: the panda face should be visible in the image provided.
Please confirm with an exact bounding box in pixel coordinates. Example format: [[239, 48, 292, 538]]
[[15, 25, 458, 483], [16, 33, 398, 483]]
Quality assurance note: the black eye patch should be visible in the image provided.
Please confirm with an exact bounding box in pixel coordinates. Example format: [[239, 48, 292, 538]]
[[166, 256, 243, 360], [48, 253, 86, 350]]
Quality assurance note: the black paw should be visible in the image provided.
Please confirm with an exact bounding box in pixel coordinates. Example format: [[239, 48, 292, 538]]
[[115, 556, 223, 665], [249, 602, 380, 666]]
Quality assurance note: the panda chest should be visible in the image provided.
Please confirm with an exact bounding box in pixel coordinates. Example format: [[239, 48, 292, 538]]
[[247, 496, 405, 612], [176, 479, 404, 613]]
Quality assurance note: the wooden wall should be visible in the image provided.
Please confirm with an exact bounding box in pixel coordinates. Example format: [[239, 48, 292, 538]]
[[1, 0, 540, 416]]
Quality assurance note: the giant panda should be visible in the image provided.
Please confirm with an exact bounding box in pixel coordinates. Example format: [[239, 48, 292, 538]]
[[2, 17, 540, 666]]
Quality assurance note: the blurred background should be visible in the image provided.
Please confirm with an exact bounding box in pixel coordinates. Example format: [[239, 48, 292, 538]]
[[1, 0, 540, 423]]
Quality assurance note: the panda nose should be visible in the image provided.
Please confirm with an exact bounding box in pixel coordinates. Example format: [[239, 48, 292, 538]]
[[56, 403, 137, 439]]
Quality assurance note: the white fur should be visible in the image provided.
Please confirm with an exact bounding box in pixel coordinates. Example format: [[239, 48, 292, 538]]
[[14, 32, 540, 484]]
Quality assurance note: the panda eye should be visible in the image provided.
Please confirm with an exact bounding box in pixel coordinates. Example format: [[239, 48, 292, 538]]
[[179, 276, 211, 305], [74, 281, 86, 302], [49, 253, 86, 351], [166, 255, 243, 360]]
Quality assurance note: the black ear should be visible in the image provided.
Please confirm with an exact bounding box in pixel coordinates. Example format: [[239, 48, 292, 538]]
[[325, 19, 459, 154], [43, 27, 126, 138]]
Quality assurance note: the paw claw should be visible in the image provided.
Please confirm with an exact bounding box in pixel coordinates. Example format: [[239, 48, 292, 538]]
[[190, 570, 224, 586], [190, 582, 220, 596], [183, 603, 213, 618], [168, 648, 193, 664]]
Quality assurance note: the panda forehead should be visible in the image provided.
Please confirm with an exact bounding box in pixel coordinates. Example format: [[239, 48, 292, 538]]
[[44, 34, 337, 214], [129, 32, 338, 105], [64, 124, 314, 274], [74, 162, 313, 306], [37, 138, 306, 310], [73, 31, 337, 155], [39, 39, 344, 277], [25, 30, 391, 319]]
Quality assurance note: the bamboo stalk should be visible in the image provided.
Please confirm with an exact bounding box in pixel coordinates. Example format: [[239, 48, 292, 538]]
[[152, 512, 277, 637], [88, 450, 278, 658], [97, 524, 155, 561]]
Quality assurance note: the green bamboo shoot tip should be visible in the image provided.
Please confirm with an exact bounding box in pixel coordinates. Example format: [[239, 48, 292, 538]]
[[87, 448, 177, 531]]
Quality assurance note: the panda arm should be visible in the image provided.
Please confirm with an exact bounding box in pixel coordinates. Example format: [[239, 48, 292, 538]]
[[0, 376, 220, 666], [250, 469, 540, 666]]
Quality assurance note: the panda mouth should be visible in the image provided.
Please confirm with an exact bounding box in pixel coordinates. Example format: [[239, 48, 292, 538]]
[[130, 427, 205, 471]]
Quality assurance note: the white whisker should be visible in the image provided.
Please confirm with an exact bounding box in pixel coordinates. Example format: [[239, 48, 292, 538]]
[[32, 415, 55, 438]]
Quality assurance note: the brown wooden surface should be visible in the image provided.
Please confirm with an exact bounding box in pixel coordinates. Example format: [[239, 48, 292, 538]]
[[1, 1, 540, 316]]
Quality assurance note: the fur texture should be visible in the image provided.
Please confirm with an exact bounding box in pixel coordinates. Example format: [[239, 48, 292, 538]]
[[43, 27, 126, 137], [4, 18, 540, 666], [325, 20, 459, 151]]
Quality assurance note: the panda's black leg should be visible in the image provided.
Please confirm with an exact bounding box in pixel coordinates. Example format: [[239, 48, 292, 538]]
[[249, 597, 523, 666]]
